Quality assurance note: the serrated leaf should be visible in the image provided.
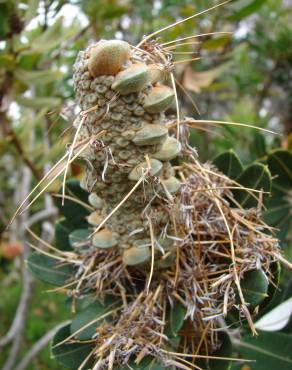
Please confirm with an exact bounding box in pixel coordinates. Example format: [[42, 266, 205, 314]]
[[165, 302, 186, 337], [55, 219, 75, 251], [51, 324, 94, 369], [234, 163, 271, 208], [55, 180, 90, 227], [27, 252, 74, 286], [69, 229, 91, 248], [70, 297, 119, 340], [241, 269, 269, 307], [213, 150, 244, 180], [237, 330, 292, 370]]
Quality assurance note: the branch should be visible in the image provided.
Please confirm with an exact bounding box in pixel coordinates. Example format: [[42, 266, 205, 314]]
[[0, 112, 41, 180], [7, 126, 41, 180], [25, 207, 57, 228], [0, 268, 33, 348], [14, 321, 71, 370]]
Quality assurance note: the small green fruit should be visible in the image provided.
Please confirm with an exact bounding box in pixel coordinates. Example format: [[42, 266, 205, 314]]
[[128, 159, 163, 181], [88, 193, 103, 209], [92, 229, 117, 248], [87, 211, 103, 226], [88, 40, 130, 77], [153, 137, 181, 161], [148, 64, 163, 84], [122, 246, 150, 265], [144, 85, 174, 113], [132, 124, 168, 146], [161, 176, 181, 194], [112, 64, 149, 94]]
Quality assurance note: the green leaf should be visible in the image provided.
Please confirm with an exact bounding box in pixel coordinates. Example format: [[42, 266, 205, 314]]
[[69, 229, 91, 248], [30, 17, 64, 53], [208, 332, 232, 370], [54, 219, 75, 251], [0, 54, 15, 69], [70, 297, 119, 340], [228, 0, 266, 22], [213, 149, 244, 180], [202, 36, 231, 50], [16, 96, 62, 109], [241, 269, 269, 307], [251, 132, 267, 160], [51, 324, 94, 369], [258, 262, 281, 316], [165, 302, 186, 337], [237, 330, 292, 370], [27, 252, 74, 286], [264, 150, 292, 244], [55, 180, 90, 227], [124, 357, 164, 370], [15, 68, 63, 86], [0, 3, 11, 40], [24, 0, 40, 24], [234, 163, 271, 208], [267, 150, 292, 191]]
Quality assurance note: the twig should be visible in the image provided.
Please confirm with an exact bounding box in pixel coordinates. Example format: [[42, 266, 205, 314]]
[[0, 268, 32, 348], [14, 321, 71, 370], [25, 207, 57, 228]]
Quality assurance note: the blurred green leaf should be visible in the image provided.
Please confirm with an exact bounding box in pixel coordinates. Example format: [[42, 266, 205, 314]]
[[16, 96, 62, 109], [229, 0, 266, 22], [0, 53, 15, 69], [24, 0, 40, 24], [27, 252, 74, 286], [0, 3, 11, 40], [15, 68, 63, 86], [30, 17, 64, 52], [202, 36, 231, 50]]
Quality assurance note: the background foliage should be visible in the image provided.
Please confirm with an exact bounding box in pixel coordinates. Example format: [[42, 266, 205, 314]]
[[0, 0, 291, 369]]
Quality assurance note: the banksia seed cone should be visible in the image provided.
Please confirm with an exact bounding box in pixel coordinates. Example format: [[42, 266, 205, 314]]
[[44, 38, 282, 369], [74, 40, 180, 266]]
